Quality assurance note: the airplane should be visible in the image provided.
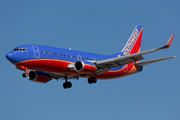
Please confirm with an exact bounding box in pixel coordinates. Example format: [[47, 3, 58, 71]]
[[6, 26, 176, 89]]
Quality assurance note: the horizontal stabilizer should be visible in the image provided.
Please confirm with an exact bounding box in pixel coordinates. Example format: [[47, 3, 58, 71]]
[[135, 56, 176, 66]]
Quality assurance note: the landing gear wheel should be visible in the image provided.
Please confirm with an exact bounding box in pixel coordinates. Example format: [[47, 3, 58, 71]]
[[67, 82, 72, 88], [63, 82, 68, 89], [88, 77, 97, 84], [88, 78, 93, 84], [63, 82, 72, 89], [92, 77, 97, 83], [22, 73, 28, 78]]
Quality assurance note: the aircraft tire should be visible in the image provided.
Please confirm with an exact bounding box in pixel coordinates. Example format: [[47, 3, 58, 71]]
[[63, 82, 68, 89], [88, 78, 93, 84], [67, 82, 72, 88], [22, 73, 27, 78], [92, 77, 97, 83], [63, 82, 72, 89], [88, 77, 97, 84]]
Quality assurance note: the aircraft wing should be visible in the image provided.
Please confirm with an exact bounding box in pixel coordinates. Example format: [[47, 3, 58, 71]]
[[95, 34, 175, 70]]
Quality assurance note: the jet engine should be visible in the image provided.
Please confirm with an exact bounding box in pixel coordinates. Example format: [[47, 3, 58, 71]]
[[28, 71, 50, 83], [135, 66, 143, 73], [74, 60, 97, 74]]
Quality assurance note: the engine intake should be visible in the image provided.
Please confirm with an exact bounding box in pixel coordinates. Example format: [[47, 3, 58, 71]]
[[74, 61, 97, 74], [75, 61, 84, 72], [28, 71, 37, 80]]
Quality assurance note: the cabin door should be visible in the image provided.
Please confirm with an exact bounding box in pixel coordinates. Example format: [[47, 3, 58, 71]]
[[32, 46, 40, 58]]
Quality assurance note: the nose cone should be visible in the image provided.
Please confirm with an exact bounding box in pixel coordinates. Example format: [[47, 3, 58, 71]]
[[6, 52, 17, 64]]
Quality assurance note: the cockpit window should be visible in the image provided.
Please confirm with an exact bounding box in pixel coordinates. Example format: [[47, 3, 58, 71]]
[[13, 48, 19, 51], [13, 48, 26, 52]]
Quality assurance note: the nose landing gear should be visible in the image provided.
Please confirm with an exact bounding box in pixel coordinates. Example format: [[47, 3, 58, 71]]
[[22, 73, 28, 78], [18, 65, 29, 78]]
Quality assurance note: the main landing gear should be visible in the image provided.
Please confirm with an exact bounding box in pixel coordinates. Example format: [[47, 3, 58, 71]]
[[63, 77, 72, 89], [88, 77, 97, 84], [63, 81, 72, 89], [62, 76, 97, 89]]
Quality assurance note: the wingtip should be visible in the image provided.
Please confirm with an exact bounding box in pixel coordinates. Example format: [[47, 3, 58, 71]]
[[160, 34, 174, 49], [167, 33, 174, 47]]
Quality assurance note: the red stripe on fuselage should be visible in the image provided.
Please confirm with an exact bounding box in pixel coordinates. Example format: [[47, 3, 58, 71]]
[[15, 59, 81, 76], [15, 59, 139, 79]]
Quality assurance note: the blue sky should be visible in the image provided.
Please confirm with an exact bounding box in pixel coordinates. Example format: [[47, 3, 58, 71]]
[[0, 0, 179, 120]]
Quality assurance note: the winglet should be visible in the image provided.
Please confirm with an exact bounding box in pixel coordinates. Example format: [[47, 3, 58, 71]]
[[160, 34, 174, 49]]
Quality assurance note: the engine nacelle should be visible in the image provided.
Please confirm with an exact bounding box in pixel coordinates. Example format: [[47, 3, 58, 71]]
[[28, 71, 50, 83], [136, 66, 143, 73], [74, 61, 97, 74]]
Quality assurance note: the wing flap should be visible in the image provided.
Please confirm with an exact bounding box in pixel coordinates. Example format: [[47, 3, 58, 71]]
[[48, 72, 78, 80]]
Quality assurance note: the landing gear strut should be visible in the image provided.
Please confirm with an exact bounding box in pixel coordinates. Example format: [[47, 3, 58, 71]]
[[88, 77, 97, 84]]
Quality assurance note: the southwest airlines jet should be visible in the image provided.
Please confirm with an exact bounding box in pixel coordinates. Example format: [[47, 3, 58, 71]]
[[6, 26, 176, 89]]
